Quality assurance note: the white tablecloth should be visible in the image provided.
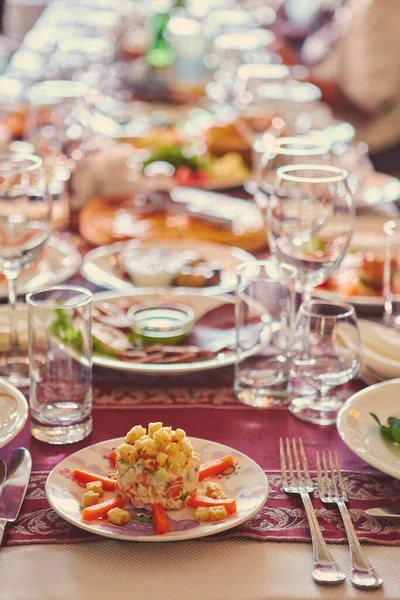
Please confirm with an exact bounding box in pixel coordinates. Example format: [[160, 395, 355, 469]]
[[2, 538, 397, 600]]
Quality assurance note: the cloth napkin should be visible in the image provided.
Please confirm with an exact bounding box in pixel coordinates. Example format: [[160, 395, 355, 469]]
[[358, 320, 400, 383]]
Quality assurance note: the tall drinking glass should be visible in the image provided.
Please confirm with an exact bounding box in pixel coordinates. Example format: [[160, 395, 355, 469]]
[[291, 300, 361, 425], [265, 164, 354, 304], [384, 219, 400, 328], [235, 260, 297, 407], [0, 153, 51, 387], [27, 286, 92, 444]]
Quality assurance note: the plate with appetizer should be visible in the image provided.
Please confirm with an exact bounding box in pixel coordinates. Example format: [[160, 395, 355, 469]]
[[88, 103, 251, 191], [0, 237, 81, 299], [337, 380, 400, 480], [78, 190, 266, 252], [81, 240, 256, 295], [315, 246, 393, 308], [51, 289, 271, 374], [46, 422, 269, 541]]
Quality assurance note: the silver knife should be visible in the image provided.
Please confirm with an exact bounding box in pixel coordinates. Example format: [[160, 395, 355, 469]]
[[0, 460, 7, 495], [0, 448, 32, 547], [365, 507, 400, 518]]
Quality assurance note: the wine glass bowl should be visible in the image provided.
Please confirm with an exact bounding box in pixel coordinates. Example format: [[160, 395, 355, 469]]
[[0, 152, 51, 387], [265, 164, 354, 299], [290, 300, 361, 425]]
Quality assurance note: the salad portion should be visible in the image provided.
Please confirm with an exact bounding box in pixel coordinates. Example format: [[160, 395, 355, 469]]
[[72, 423, 237, 535]]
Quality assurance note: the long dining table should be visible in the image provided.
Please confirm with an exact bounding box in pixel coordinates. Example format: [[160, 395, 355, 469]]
[[2, 226, 400, 600]]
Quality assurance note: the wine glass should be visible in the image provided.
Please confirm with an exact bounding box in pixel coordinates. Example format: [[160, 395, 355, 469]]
[[265, 164, 354, 304], [0, 152, 51, 387], [252, 135, 331, 199], [291, 300, 361, 425]]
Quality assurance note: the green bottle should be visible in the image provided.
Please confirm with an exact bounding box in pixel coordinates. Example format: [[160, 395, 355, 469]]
[[146, 0, 186, 69]]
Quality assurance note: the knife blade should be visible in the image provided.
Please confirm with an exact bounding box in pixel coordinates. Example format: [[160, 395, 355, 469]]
[[0, 460, 6, 495], [365, 507, 400, 518], [0, 448, 31, 522]]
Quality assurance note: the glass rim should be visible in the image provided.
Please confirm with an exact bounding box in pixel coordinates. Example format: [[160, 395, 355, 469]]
[[264, 136, 330, 157], [299, 299, 355, 319], [383, 219, 400, 237], [26, 285, 92, 309], [236, 259, 297, 282], [0, 152, 43, 172], [276, 164, 348, 183]]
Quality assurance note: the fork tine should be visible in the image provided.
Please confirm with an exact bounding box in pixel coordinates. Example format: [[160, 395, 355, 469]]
[[286, 438, 295, 487], [279, 438, 289, 488], [328, 451, 340, 498], [316, 450, 325, 497], [334, 451, 348, 501], [299, 439, 312, 488], [322, 451, 333, 500], [292, 439, 304, 489]]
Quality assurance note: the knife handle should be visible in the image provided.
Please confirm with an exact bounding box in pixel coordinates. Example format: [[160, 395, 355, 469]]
[[0, 518, 7, 548]]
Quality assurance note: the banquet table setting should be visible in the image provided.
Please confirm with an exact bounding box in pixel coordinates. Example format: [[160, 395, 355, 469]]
[[2, 1, 400, 599]]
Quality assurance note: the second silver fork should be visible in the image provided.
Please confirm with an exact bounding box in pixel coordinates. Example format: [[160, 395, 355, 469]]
[[280, 438, 345, 585], [317, 450, 383, 589]]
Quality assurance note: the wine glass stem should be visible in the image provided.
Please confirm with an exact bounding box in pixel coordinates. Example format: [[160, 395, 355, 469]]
[[303, 285, 313, 306], [5, 271, 21, 356]]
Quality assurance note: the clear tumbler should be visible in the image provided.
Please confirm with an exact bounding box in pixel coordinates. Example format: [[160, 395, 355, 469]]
[[234, 260, 296, 407], [27, 285, 92, 444]]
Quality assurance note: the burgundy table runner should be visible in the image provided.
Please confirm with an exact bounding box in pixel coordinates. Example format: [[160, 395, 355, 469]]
[[1, 234, 400, 547], [2, 369, 400, 547]]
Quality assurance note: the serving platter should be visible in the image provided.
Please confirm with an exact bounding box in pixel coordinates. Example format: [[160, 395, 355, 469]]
[[90, 290, 244, 374], [81, 240, 255, 296], [46, 436, 269, 542]]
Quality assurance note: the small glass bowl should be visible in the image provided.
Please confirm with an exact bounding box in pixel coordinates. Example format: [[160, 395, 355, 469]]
[[127, 302, 195, 346]]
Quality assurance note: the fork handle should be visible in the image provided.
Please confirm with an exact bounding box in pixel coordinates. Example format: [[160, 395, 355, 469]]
[[300, 492, 346, 584], [0, 518, 7, 548], [337, 501, 383, 588]]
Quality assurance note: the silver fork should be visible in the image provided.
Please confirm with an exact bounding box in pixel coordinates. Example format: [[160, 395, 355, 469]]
[[280, 438, 345, 584], [317, 450, 383, 589]]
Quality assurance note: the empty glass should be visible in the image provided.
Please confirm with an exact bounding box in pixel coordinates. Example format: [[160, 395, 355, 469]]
[[27, 286, 93, 444], [265, 164, 354, 304], [384, 220, 400, 329], [291, 300, 361, 425], [235, 260, 297, 407], [0, 152, 51, 387]]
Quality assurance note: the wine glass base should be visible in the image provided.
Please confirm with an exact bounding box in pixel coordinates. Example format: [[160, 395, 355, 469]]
[[0, 357, 30, 388], [289, 395, 343, 426]]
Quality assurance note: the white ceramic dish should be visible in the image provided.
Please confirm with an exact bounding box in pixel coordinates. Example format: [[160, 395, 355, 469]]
[[81, 240, 255, 296], [46, 436, 269, 542], [0, 237, 81, 299], [337, 379, 400, 479], [0, 379, 28, 448], [91, 290, 240, 374]]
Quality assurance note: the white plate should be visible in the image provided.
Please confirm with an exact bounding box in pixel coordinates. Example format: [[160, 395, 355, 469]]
[[337, 379, 400, 479], [91, 290, 242, 374], [0, 379, 28, 448], [81, 240, 255, 296], [0, 237, 81, 299], [45, 436, 269, 542]]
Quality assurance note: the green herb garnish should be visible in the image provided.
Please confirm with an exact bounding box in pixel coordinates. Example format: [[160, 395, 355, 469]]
[[50, 307, 83, 353], [131, 513, 153, 524], [142, 145, 208, 172], [370, 413, 400, 443]]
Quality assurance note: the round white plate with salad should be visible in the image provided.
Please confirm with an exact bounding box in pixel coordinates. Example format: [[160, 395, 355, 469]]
[[81, 240, 255, 296], [46, 436, 269, 542], [337, 379, 400, 479]]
